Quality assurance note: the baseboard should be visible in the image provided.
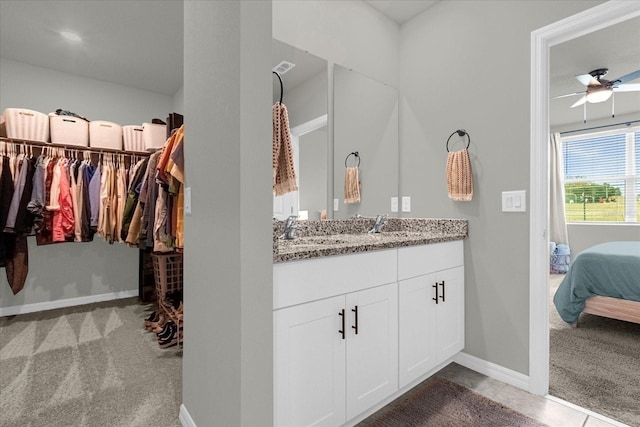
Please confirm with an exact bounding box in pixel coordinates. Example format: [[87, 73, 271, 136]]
[[454, 351, 530, 392], [0, 289, 138, 317], [179, 404, 197, 427]]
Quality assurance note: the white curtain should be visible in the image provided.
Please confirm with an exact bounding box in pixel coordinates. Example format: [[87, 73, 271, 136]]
[[549, 132, 569, 245]]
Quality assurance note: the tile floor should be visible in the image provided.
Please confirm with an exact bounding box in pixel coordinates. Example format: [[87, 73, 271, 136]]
[[435, 363, 629, 427]]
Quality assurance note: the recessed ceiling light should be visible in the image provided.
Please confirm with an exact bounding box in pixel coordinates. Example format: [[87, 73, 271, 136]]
[[60, 31, 82, 42]]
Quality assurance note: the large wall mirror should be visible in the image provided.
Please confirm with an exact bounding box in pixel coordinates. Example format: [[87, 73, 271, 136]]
[[272, 39, 328, 220], [333, 65, 399, 219]]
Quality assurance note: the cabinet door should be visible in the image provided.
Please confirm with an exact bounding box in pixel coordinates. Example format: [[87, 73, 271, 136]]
[[435, 266, 465, 363], [274, 295, 346, 427], [345, 283, 398, 420], [398, 273, 438, 388]]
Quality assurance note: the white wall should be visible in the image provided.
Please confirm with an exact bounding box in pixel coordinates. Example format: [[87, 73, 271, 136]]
[[0, 59, 173, 312], [399, 0, 604, 375]]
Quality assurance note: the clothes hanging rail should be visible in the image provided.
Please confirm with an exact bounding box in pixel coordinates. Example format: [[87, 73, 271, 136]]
[[0, 136, 153, 156], [558, 119, 640, 135], [273, 71, 284, 104]]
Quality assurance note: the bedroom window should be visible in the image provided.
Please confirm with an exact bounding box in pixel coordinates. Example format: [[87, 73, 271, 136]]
[[561, 127, 639, 223]]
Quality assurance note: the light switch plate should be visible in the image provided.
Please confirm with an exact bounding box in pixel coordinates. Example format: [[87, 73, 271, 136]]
[[391, 197, 398, 213], [184, 187, 192, 216], [333, 198, 339, 211], [402, 196, 411, 212], [502, 190, 526, 212]]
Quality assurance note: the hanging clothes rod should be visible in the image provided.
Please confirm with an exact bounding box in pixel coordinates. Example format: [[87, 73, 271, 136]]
[[273, 71, 284, 104], [559, 119, 640, 135], [0, 137, 152, 156]]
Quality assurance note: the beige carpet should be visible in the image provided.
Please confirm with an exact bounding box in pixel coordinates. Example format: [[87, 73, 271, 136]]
[[357, 377, 547, 426], [549, 274, 640, 426], [0, 298, 182, 427]]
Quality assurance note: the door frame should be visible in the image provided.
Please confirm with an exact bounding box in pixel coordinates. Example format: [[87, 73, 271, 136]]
[[529, 1, 640, 395]]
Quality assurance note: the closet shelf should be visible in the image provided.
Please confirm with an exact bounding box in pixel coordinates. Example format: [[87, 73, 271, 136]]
[[0, 136, 153, 156]]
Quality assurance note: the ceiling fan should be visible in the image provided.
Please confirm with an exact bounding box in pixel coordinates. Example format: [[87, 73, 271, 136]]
[[553, 67, 640, 108]]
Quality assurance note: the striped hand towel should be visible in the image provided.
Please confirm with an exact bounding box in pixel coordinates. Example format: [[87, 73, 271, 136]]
[[272, 103, 298, 196], [344, 166, 361, 204], [446, 149, 473, 201]]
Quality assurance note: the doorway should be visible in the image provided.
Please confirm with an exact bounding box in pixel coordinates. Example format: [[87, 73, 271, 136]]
[[529, 0, 640, 397]]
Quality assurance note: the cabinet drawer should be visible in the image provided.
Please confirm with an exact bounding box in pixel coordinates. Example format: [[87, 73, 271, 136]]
[[274, 249, 397, 310], [398, 240, 463, 280]]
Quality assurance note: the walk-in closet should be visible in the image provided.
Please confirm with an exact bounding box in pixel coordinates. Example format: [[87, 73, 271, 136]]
[[0, 2, 185, 426]]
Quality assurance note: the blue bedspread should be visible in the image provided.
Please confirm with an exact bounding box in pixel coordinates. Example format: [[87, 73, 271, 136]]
[[553, 241, 640, 324]]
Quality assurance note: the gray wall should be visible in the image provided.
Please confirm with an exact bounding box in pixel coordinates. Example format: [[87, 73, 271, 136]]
[[333, 65, 398, 219], [284, 69, 328, 129], [182, 1, 272, 425], [0, 59, 172, 310], [567, 224, 640, 256], [299, 127, 328, 219], [399, 0, 604, 375], [273, 0, 400, 89]]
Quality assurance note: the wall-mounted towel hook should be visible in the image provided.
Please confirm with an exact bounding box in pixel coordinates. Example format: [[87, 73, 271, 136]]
[[446, 129, 471, 152], [272, 71, 283, 104], [345, 151, 361, 167]]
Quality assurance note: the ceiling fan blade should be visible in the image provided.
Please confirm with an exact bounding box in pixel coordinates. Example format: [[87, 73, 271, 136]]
[[570, 96, 588, 108], [552, 92, 584, 99], [575, 74, 599, 86], [613, 83, 640, 93], [610, 69, 640, 85]]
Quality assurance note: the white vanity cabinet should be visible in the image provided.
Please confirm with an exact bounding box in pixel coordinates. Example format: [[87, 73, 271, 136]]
[[398, 240, 464, 388], [274, 239, 464, 426], [274, 250, 398, 427]]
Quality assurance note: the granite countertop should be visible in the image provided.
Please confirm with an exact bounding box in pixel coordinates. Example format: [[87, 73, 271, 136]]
[[273, 218, 468, 263]]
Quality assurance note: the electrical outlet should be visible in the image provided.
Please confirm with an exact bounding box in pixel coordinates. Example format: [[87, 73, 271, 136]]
[[402, 196, 411, 212], [391, 197, 398, 213]]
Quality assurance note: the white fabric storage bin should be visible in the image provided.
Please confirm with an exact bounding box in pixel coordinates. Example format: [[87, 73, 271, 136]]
[[90, 121, 122, 150], [143, 122, 166, 150], [123, 125, 145, 152], [3, 108, 50, 142], [49, 113, 89, 147]]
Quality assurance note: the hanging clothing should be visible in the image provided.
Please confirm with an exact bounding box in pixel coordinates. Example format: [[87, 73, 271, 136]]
[[139, 150, 162, 249], [27, 155, 47, 232], [52, 161, 74, 242], [0, 156, 14, 229]]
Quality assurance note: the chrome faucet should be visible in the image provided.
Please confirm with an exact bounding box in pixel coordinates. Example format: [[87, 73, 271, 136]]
[[368, 214, 387, 234], [279, 215, 299, 240]]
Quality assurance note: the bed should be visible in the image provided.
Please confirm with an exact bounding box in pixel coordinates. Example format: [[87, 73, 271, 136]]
[[553, 241, 640, 326]]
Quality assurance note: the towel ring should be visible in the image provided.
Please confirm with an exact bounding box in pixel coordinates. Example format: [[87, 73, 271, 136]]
[[446, 129, 471, 152], [345, 151, 360, 167], [273, 71, 283, 104]]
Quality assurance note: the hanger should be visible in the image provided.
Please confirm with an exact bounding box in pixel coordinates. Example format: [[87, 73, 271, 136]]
[[273, 71, 284, 104], [446, 129, 471, 152]]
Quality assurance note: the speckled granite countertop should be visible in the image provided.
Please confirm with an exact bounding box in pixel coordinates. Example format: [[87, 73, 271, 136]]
[[273, 218, 468, 263]]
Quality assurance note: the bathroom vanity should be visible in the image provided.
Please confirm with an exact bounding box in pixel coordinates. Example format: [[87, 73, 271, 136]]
[[273, 218, 467, 426]]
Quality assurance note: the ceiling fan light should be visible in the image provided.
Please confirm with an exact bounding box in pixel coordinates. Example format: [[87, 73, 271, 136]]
[[586, 88, 612, 103]]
